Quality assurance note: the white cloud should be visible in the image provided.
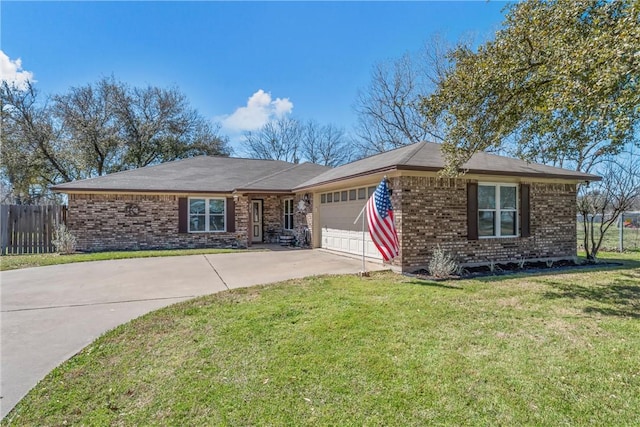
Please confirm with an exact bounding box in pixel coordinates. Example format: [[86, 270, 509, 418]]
[[272, 97, 294, 117], [0, 50, 35, 90], [219, 89, 294, 133]]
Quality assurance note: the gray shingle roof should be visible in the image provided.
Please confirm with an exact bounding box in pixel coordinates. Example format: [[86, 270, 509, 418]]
[[52, 142, 600, 194], [295, 142, 600, 189], [52, 156, 330, 193]]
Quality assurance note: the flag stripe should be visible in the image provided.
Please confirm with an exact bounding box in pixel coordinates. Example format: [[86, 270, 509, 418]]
[[366, 178, 399, 261]]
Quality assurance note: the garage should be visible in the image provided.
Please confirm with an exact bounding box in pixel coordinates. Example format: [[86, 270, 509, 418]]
[[318, 186, 383, 261]]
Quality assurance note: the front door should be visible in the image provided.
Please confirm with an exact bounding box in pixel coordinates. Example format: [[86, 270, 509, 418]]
[[251, 200, 263, 243]]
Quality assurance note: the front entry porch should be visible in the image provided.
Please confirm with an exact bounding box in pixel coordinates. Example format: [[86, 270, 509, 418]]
[[237, 193, 312, 247]]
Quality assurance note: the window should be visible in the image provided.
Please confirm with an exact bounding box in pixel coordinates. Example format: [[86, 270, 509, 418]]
[[478, 184, 517, 237], [284, 198, 294, 230], [368, 186, 376, 197], [334, 192, 340, 202], [341, 191, 348, 201], [321, 194, 326, 204], [327, 193, 333, 203], [358, 188, 366, 200], [349, 189, 357, 200], [189, 198, 225, 232]]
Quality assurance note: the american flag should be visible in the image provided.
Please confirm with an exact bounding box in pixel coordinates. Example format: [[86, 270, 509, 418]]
[[366, 178, 399, 261]]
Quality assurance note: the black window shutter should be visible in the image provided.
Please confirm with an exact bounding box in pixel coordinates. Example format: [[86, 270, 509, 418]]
[[178, 197, 188, 233], [467, 182, 478, 240], [226, 198, 235, 233], [520, 184, 531, 238]]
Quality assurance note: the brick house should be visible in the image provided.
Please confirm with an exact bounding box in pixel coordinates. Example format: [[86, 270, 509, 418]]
[[52, 142, 599, 272]]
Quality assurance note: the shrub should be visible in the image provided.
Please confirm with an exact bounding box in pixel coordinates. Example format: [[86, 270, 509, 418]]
[[52, 224, 77, 254], [428, 245, 459, 278]]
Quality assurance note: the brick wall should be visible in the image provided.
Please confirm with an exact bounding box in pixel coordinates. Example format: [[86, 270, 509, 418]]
[[395, 176, 577, 271], [68, 193, 247, 252], [260, 195, 285, 238]]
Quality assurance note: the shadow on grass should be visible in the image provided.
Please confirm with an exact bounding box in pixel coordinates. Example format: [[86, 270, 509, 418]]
[[543, 274, 640, 319], [404, 279, 463, 290]]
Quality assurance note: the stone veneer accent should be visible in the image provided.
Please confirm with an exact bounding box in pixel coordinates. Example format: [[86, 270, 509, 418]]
[[68, 193, 248, 252], [392, 176, 577, 271]]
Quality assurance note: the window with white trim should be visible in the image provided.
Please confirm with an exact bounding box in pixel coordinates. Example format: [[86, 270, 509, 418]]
[[478, 184, 518, 237], [284, 198, 294, 230], [189, 198, 226, 232]]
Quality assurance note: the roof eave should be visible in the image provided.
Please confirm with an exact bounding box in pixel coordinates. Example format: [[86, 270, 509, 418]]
[[294, 166, 399, 191], [52, 186, 300, 195], [232, 188, 296, 194], [51, 187, 234, 195], [397, 165, 602, 181], [294, 164, 600, 191]]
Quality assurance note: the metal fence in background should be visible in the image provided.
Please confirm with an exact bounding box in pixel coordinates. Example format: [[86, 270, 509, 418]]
[[577, 212, 640, 252]]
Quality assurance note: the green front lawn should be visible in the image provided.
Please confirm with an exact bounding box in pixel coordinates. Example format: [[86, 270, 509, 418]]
[[4, 252, 639, 426], [0, 248, 244, 271]]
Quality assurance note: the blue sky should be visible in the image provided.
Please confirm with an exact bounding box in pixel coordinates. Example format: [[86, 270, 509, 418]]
[[1, 1, 509, 153]]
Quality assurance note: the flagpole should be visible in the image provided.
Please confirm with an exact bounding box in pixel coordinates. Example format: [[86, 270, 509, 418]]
[[362, 207, 366, 273], [353, 204, 367, 274], [354, 176, 397, 273]]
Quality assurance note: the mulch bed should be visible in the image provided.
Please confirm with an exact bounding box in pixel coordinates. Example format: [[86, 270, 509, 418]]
[[407, 260, 623, 281]]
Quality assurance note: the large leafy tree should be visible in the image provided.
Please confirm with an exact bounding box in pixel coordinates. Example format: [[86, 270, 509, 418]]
[[1, 81, 73, 203], [52, 77, 122, 177], [1, 78, 230, 202], [113, 83, 229, 168], [421, 0, 640, 176]]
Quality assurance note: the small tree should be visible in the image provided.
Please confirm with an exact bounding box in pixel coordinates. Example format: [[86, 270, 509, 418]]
[[578, 157, 640, 262]]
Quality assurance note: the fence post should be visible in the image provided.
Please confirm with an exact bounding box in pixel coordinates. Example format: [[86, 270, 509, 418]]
[[619, 213, 624, 253], [0, 205, 9, 255]]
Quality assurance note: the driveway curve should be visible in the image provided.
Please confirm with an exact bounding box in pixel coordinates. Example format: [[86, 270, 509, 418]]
[[1, 249, 384, 418]]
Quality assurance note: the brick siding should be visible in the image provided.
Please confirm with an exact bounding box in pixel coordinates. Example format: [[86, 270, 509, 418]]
[[68, 193, 246, 252], [68, 192, 312, 252], [394, 176, 577, 271]]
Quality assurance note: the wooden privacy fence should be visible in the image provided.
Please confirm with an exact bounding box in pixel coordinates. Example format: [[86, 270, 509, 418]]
[[0, 205, 67, 255]]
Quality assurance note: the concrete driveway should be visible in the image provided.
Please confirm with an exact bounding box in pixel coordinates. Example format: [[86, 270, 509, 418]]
[[1, 248, 384, 419]]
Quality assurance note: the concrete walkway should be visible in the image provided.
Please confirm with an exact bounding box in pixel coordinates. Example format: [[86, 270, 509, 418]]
[[0, 249, 384, 418]]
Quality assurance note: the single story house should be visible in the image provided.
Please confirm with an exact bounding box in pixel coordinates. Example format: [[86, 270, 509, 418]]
[[52, 142, 599, 272]]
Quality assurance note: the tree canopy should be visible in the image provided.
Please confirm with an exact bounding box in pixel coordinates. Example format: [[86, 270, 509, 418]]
[[243, 118, 353, 167], [421, 0, 640, 175], [1, 77, 230, 203], [354, 35, 455, 154]]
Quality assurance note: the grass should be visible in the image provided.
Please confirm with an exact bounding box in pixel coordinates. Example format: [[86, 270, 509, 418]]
[[4, 252, 639, 426], [0, 248, 244, 271]]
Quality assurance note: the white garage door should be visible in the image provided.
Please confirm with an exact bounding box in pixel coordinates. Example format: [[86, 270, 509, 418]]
[[319, 195, 382, 261]]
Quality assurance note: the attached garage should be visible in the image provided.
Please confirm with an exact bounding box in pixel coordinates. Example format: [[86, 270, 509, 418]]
[[317, 186, 383, 261]]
